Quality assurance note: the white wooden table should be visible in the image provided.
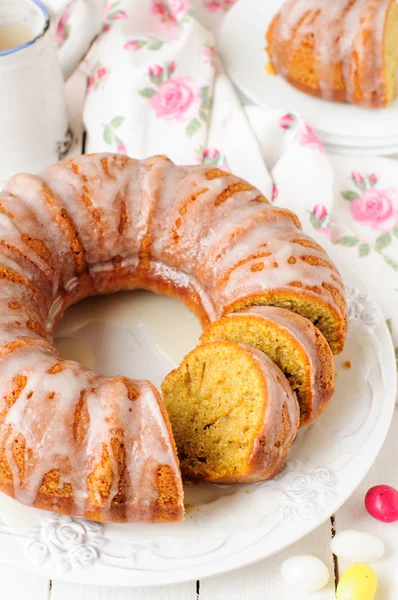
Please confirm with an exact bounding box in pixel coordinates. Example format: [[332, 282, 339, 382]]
[[1, 71, 396, 600]]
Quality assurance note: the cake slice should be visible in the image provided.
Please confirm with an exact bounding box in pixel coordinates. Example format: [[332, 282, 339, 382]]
[[162, 340, 300, 483], [266, 0, 398, 108], [201, 306, 334, 427]]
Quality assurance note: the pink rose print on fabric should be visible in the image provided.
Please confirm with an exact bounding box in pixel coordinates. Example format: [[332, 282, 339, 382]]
[[150, 78, 201, 121], [55, 6, 71, 47], [113, 11, 127, 19], [204, 147, 219, 160], [309, 203, 331, 240], [87, 62, 110, 94], [203, 44, 217, 65], [195, 146, 230, 170], [103, 117, 127, 154], [338, 172, 398, 270], [369, 173, 378, 186], [351, 171, 364, 185], [279, 113, 325, 152], [124, 36, 165, 51], [279, 113, 297, 130], [139, 62, 211, 137], [350, 188, 398, 232], [103, 1, 128, 33], [124, 40, 141, 51], [349, 170, 368, 192], [297, 123, 326, 154], [151, 0, 194, 25], [343, 172, 398, 232], [203, 0, 236, 11], [312, 204, 327, 221], [149, 64, 164, 78], [151, 1, 178, 25]]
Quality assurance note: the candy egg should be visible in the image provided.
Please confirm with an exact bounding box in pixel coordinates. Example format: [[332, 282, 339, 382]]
[[281, 555, 329, 592], [336, 564, 377, 600], [331, 530, 384, 563], [365, 485, 398, 522]]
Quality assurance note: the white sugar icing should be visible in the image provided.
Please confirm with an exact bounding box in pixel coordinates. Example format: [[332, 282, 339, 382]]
[[269, 0, 392, 106], [238, 343, 300, 468], [232, 306, 330, 420], [0, 153, 345, 520]]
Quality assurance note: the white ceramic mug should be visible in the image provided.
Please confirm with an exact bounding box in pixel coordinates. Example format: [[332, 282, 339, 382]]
[[0, 0, 102, 181]]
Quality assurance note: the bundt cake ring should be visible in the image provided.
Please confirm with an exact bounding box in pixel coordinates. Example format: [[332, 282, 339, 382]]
[[0, 152, 346, 523]]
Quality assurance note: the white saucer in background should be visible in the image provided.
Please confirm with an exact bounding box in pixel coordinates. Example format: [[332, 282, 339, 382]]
[[219, 0, 398, 153], [324, 142, 398, 157]]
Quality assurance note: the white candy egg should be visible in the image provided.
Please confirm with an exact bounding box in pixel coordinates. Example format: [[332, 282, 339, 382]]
[[331, 530, 385, 563], [281, 555, 330, 592]]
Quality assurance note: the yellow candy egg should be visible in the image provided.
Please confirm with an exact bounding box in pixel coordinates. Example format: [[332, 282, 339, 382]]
[[336, 564, 377, 600]]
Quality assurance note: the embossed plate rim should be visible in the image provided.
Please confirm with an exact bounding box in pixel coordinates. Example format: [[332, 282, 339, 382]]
[[0, 241, 395, 587]]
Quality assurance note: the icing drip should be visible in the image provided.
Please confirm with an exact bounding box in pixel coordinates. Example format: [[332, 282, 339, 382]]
[[49, 295, 64, 319], [65, 277, 79, 292], [0, 152, 345, 521], [1, 350, 182, 519]]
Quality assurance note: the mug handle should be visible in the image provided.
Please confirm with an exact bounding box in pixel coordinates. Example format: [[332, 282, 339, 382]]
[[52, 0, 103, 80]]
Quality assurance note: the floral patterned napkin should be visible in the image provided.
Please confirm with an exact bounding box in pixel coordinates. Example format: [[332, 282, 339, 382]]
[[246, 107, 398, 380], [68, 0, 397, 383]]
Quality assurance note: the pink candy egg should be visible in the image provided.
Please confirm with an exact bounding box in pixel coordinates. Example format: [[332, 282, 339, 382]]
[[365, 485, 398, 523]]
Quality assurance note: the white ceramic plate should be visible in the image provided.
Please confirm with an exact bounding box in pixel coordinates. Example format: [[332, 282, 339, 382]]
[[318, 130, 398, 148], [219, 0, 398, 147], [0, 241, 395, 587], [325, 143, 398, 157]]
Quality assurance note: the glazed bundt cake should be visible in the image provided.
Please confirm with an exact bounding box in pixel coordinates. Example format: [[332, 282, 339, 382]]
[[266, 0, 398, 108], [162, 341, 300, 483], [201, 306, 334, 427], [0, 370, 183, 523], [0, 152, 346, 521]]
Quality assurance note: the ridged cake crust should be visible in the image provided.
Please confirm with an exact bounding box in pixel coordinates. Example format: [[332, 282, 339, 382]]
[[162, 340, 300, 483], [0, 367, 183, 523], [201, 306, 335, 427], [266, 0, 398, 108], [0, 153, 346, 520]]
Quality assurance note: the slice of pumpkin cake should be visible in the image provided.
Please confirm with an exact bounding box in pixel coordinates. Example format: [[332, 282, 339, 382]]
[[162, 340, 299, 484], [201, 306, 334, 427]]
